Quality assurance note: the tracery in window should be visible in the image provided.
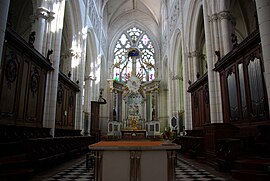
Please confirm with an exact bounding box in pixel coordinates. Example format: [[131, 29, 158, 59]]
[[113, 27, 156, 82]]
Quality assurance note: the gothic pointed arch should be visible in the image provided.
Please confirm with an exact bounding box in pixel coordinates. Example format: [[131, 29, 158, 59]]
[[86, 28, 99, 100], [111, 26, 157, 82], [171, 29, 184, 112], [60, 0, 85, 76], [9, 0, 33, 40]]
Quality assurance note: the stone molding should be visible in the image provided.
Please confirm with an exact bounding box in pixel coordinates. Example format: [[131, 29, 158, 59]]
[[36, 7, 51, 20], [191, 51, 202, 58], [185, 52, 192, 58], [172, 74, 183, 80], [210, 13, 218, 22], [218, 11, 231, 20]]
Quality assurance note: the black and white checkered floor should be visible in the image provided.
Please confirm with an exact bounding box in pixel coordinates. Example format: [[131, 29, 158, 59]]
[[175, 158, 231, 181], [42, 156, 233, 181]]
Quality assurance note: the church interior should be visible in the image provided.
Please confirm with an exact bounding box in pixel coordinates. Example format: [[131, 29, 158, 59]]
[[0, 0, 270, 180]]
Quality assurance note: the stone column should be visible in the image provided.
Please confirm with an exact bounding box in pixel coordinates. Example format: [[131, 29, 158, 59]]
[[60, 50, 72, 76], [81, 0, 89, 134], [169, 73, 175, 114], [108, 80, 115, 121], [183, 52, 192, 130], [154, 89, 159, 120], [32, 7, 50, 53], [218, 11, 232, 54], [43, 0, 66, 136], [173, 75, 181, 114], [256, 0, 270, 113], [70, 49, 81, 81], [203, 0, 223, 123], [0, 0, 10, 75], [187, 52, 193, 83], [84, 76, 92, 135], [191, 51, 200, 80], [211, 13, 220, 51], [146, 92, 150, 121], [118, 91, 122, 123], [75, 51, 84, 130]]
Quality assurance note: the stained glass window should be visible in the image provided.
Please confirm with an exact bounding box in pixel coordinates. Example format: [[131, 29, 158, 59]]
[[113, 27, 156, 82]]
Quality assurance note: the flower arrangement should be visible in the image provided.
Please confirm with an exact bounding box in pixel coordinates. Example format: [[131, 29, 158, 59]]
[[162, 127, 177, 141]]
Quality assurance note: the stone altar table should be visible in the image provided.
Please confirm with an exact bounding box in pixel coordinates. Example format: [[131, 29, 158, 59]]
[[89, 141, 181, 181]]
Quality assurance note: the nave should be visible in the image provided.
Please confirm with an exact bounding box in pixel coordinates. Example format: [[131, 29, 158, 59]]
[[28, 154, 234, 181]]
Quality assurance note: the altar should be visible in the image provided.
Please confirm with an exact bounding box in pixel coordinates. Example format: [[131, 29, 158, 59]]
[[89, 141, 181, 181], [121, 129, 146, 140]]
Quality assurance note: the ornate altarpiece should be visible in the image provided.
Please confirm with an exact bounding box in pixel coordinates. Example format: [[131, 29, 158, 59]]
[[107, 27, 160, 138], [107, 76, 160, 137]]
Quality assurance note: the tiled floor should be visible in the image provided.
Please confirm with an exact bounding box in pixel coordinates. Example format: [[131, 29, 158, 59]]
[[29, 154, 235, 181], [175, 157, 234, 181]]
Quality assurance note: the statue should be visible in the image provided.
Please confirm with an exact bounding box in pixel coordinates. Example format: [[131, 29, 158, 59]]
[[46, 49, 53, 62], [28, 31, 36, 48], [215, 50, 221, 60], [231, 33, 238, 49]]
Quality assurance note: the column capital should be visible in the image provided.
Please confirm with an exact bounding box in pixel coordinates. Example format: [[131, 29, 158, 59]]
[[60, 48, 81, 60], [185, 52, 192, 58], [218, 11, 231, 20], [191, 51, 202, 57], [31, 7, 55, 22], [69, 48, 82, 59], [210, 13, 218, 22], [60, 50, 72, 59], [36, 7, 50, 19], [47, 11, 55, 22], [172, 74, 183, 80]]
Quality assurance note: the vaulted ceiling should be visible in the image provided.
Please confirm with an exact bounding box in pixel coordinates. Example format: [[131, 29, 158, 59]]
[[104, 0, 161, 25], [103, 0, 162, 43]]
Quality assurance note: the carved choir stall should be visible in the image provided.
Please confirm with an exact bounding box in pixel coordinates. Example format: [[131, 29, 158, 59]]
[[0, 27, 53, 127], [0, 23, 95, 180], [177, 30, 270, 174]]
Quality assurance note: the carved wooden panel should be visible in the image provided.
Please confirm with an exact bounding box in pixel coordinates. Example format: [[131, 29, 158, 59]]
[[0, 28, 53, 126], [215, 31, 269, 124], [55, 72, 79, 129], [55, 82, 77, 129], [188, 74, 210, 129], [91, 101, 100, 133], [0, 49, 20, 120]]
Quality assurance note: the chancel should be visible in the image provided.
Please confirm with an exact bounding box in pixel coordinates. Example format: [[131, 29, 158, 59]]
[[1, 0, 270, 181]]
